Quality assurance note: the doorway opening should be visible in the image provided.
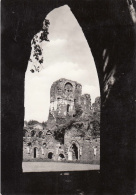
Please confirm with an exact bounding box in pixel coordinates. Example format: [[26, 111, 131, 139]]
[[34, 147, 38, 158], [48, 152, 53, 159], [72, 143, 78, 160], [67, 104, 70, 113]]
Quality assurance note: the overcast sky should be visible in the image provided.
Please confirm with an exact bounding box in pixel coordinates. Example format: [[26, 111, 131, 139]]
[[24, 5, 100, 123]]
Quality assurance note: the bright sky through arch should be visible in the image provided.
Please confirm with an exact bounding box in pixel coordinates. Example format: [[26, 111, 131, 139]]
[[24, 5, 100, 123]]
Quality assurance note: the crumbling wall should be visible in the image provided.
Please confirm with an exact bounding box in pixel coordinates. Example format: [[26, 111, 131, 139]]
[[48, 78, 82, 124], [23, 78, 100, 163]]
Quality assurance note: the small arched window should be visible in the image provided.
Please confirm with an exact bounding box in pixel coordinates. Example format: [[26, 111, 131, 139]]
[[64, 83, 73, 95], [34, 147, 38, 158], [31, 130, 36, 137], [43, 143, 47, 147], [67, 104, 70, 112], [48, 152, 53, 159], [39, 131, 43, 138]]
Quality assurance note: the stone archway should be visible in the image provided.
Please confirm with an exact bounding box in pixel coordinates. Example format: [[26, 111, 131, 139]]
[[68, 141, 80, 161], [71, 143, 78, 160], [48, 152, 53, 159], [2, 1, 136, 194]]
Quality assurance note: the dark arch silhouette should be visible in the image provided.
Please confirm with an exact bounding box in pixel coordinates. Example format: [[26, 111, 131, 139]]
[[43, 142, 47, 147], [31, 130, 36, 137], [39, 131, 43, 138], [67, 104, 70, 113], [34, 147, 37, 158], [64, 82, 73, 94], [48, 152, 53, 159], [59, 153, 65, 159], [2, 1, 136, 194], [72, 143, 78, 160], [64, 82, 73, 87]]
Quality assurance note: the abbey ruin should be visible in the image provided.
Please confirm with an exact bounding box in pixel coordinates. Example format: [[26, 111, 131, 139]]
[[23, 78, 100, 163]]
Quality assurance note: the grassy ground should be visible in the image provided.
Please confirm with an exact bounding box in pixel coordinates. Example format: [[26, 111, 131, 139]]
[[22, 161, 100, 172]]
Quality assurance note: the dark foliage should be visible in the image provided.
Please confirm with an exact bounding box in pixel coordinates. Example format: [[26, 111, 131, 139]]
[[28, 120, 39, 125], [30, 19, 50, 73], [42, 121, 47, 128]]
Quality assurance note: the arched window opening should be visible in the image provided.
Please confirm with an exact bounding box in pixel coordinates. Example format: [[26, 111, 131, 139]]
[[58, 153, 65, 161], [31, 130, 36, 137], [34, 147, 37, 158], [48, 152, 53, 159], [72, 143, 78, 160], [59, 153, 65, 158], [43, 142, 47, 147], [64, 83, 73, 95], [67, 104, 70, 113], [68, 142, 79, 161], [39, 131, 43, 138]]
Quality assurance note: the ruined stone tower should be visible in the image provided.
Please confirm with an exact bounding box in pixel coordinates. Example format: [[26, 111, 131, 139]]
[[47, 78, 94, 127], [48, 78, 82, 124]]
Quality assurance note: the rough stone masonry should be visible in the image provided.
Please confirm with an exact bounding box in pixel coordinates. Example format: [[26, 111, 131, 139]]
[[23, 78, 100, 163]]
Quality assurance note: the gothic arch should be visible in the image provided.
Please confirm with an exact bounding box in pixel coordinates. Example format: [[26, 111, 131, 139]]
[[64, 82, 73, 96], [38, 131, 43, 138], [48, 152, 53, 159], [31, 130, 36, 137], [2, 1, 136, 194], [68, 140, 80, 160]]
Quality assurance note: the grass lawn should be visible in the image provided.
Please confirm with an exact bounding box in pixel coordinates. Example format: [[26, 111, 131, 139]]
[[22, 161, 100, 172]]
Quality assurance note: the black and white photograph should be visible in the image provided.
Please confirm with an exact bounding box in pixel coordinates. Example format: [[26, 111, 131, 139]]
[[1, 0, 136, 194], [23, 6, 100, 172]]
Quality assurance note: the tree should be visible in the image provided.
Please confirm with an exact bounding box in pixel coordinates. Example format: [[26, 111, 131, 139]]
[[30, 19, 50, 73], [28, 120, 39, 125]]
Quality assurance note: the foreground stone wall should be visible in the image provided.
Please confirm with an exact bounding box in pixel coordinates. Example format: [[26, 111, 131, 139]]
[[23, 127, 100, 162]]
